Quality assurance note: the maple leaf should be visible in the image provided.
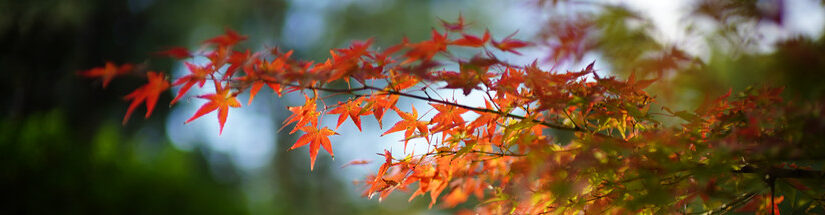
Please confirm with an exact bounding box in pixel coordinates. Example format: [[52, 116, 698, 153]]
[[736, 194, 784, 215], [340, 160, 371, 168], [155, 47, 192, 59], [203, 28, 248, 47], [283, 95, 320, 134], [246, 81, 281, 105], [429, 103, 468, 132], [441, 70, 477, 95], [122, 71, 170, 125], [495, 67, 524, 95], [170, 62, 212, 105], [440, 14, 469, 32], [469, 100, 499, 136], [369, 40, 405, 67], [225, 49, 253, 78], [244, 54, 291, 105], [441, 55, 497, 95], [450, 30, 490, 47], [443, 187, 469, 208], [326, 39, 374, 83], [290, 126, 337, 171], [327, 51, 358, 83], [328, 97, 372, 131], [366, 150, 397, 198], [626, 71, 656, 91], [375, 150, 393, 180], [205, 46, 231, 69], [184, 80, 241, 135], [382, 105, 429, 151], [402, 29, 448, 64], [365, 94, 399, 128], [492, 31, 532, 55], [78, 62, 133, 88]]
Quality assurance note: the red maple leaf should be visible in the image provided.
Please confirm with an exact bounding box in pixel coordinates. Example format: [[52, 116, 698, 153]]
[[184, 80, 241, 135], [440, 14, 469, 32], [626, 71, 657, 91], [369, 40, 405, 67], [225, 49, 254, 78], [492, 31, 532, 55], [450, 30, 490, 47], [442, 56, 497, 95], [441, 70, 480, 96], [155, 47, 192, 59], [203, 28, 248, 47], [78, 62, 133, 88], [170, 62, 212, 105], [290, 126, 337, 171], [122, 71, 170, 124]]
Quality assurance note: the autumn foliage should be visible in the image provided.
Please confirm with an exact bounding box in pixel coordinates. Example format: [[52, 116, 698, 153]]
[[80, 9, 825, 214]]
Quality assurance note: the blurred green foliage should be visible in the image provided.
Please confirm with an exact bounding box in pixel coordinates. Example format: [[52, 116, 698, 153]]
[[0, 110, 248, 214]]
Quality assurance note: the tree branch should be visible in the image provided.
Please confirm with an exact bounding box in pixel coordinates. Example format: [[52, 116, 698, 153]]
[[734, 165, 825, 179]]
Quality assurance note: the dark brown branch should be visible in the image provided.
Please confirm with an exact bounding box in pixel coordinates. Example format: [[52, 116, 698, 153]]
[[734, 165, 825, 179], [687, 192, 759, 215], [360, 86, 622, 141], [430, 150, 525, 157], [250, 80, 626, 141]]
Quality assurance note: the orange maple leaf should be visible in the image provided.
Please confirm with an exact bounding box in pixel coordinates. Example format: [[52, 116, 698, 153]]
[[329, 39, 372, 83], [402, 29, 448, 64], [429, 103, 468, 132], [122, 71, 170, 125], [736, 194, 784, 215], [78, 62, 133, 88], [244, 55, 290, 105], [283, 95, 320, 134], [366, 94, 399, 128], [184, 80, 241, 135], [246, 81, 282, 105], [443, 187, 469, 208], [382, 105, 429, 151], [468, 100, 499, 135], [328, 97, 372, 131], [366, 150, 397, 198], [290, 126, 337, 171], [340, 159, 371, 168]]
